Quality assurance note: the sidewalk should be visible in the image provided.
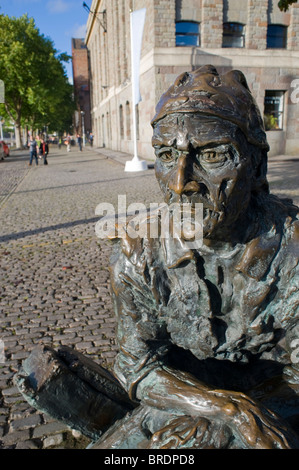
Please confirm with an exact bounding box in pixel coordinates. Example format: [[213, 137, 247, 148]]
[[84, 145, 155, 168], [266, 153, 299, 206]]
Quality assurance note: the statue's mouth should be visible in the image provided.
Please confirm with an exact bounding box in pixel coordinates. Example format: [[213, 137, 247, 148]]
[[203, 207, 221, 221], [166, 182, 228, 237], [180, 184, 215, 209], [202, 208, 224, 236]]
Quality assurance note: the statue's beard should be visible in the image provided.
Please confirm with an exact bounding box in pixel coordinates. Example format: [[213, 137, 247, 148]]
[[164, 190, 251, 242], [161, 173, 253, 242], [163, 189, 226, 239], [202, 207, 225, 238], [202, 193, 252, 241]]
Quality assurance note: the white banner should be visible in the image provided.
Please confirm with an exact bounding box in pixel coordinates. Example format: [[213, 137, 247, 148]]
[[130, 8, 146, 106]]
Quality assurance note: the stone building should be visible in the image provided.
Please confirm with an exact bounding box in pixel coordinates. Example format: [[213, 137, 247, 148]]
[[71, 38, 92, 136], [85, 0, 299, 158]]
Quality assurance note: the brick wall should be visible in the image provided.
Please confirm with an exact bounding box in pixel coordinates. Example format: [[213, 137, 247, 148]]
[[176, 0, 202, 22], [71, 39, 91, 133], [288, 3, 299, 50], [153, 0, 176, 48], [246, 0, 268, 50], [72, 39, 89, 89], [201, 0, 223, 48]]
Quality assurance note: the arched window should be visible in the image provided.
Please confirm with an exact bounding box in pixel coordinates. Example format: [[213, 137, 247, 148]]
[[126, 101, 131, 140], [119, 105, 124, 139], [222, 22, 245, 48], [175, 21, 200, 47], [102, 114, 105, 148], [267, 24, 287, 49], [106, 112, 110, 143]]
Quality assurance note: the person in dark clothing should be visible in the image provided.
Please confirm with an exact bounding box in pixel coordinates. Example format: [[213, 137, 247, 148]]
[[77, 134, 82, 151], [39, 139, 49, 165]]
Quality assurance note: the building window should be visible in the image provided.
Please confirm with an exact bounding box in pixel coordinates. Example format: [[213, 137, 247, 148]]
[[267, 24, 287, 49], [102, 114, 105, 147], [106, 112, 110, 142], [222, 22, 245, 48], [119, 105, 124, 139], [126, 101, 131, 140], [264, 91, 285, 130], [176, 21, 200, 47]]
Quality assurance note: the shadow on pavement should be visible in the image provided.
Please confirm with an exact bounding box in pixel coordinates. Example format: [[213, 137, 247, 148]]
[[0, 216, 100, 243], [14, 172, 154, 195]]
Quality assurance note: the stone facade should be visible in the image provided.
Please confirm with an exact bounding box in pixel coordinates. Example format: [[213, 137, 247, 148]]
[[201, 0, 223, 48], [85, 0, 299, 158], [246, 0, 268, 50]]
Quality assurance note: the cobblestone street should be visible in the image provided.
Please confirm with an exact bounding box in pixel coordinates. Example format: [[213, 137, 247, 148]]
[[0, 145, 161, 449], [0, 145, 298, 449]]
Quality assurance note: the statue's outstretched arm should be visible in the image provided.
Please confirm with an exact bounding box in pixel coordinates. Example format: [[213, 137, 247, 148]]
[[135, 365, 299, 449]]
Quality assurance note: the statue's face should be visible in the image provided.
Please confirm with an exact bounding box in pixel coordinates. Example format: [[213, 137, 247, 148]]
[[153, 113, 255, 240]]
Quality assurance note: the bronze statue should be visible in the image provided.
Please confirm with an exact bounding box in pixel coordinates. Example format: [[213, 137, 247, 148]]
[[15, 65, 299, 449]]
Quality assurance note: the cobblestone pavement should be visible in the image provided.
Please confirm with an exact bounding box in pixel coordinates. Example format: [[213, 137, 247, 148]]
[[0, 146, 161, 449], [0, 146, 298, 449]]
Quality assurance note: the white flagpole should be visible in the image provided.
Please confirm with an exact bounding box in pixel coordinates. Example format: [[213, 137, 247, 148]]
[[125, 8, 147, 172]]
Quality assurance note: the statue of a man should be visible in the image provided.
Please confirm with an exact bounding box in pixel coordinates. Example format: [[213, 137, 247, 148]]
[[15, 65, 299, 449], [99, 65, 299, 449]]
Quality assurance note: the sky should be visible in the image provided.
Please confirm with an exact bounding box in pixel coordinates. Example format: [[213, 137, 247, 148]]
[[0, 0, 91, 82]]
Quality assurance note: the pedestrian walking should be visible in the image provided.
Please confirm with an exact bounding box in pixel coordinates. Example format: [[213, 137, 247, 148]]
[[77, 134, 82, 151], [65, 134, 71, 152], [39, 138, 49, 165], [28, 136, 38, 166], [89, 133, 93, 147], [36, 136, 42, 159], [38, 142, 43, 160]]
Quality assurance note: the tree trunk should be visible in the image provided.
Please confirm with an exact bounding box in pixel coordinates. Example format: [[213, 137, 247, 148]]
[[4, 103, 23, 149], [15, 121, 22, 149]]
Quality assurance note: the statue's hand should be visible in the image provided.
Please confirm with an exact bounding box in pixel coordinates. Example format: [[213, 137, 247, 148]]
[[148, 415, 232, 449], [136, 367, 299, 448], [145, 389, 298, 449], [222, 391, 298, 449]]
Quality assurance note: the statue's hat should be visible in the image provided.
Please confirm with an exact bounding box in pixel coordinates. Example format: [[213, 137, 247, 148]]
[[151, 65, 269, 151]]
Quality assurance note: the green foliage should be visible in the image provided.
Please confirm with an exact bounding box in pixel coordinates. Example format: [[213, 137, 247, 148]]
[[278, 0, 298, 11], [0, 14, 75, 144]]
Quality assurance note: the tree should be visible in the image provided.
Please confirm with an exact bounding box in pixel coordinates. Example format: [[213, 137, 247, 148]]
[[0, 14, 75, 148], [278, 0, 298, 11]]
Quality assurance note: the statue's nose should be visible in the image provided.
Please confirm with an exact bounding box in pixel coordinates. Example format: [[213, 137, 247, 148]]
[[168, 154, 187, 195], [168, 154, 203, 196]]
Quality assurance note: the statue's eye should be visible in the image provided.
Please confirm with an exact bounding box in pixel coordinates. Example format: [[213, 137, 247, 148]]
[[200, 151, 227, 164], [158, 149, 176, 163], [160, 151, 173, 162]]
